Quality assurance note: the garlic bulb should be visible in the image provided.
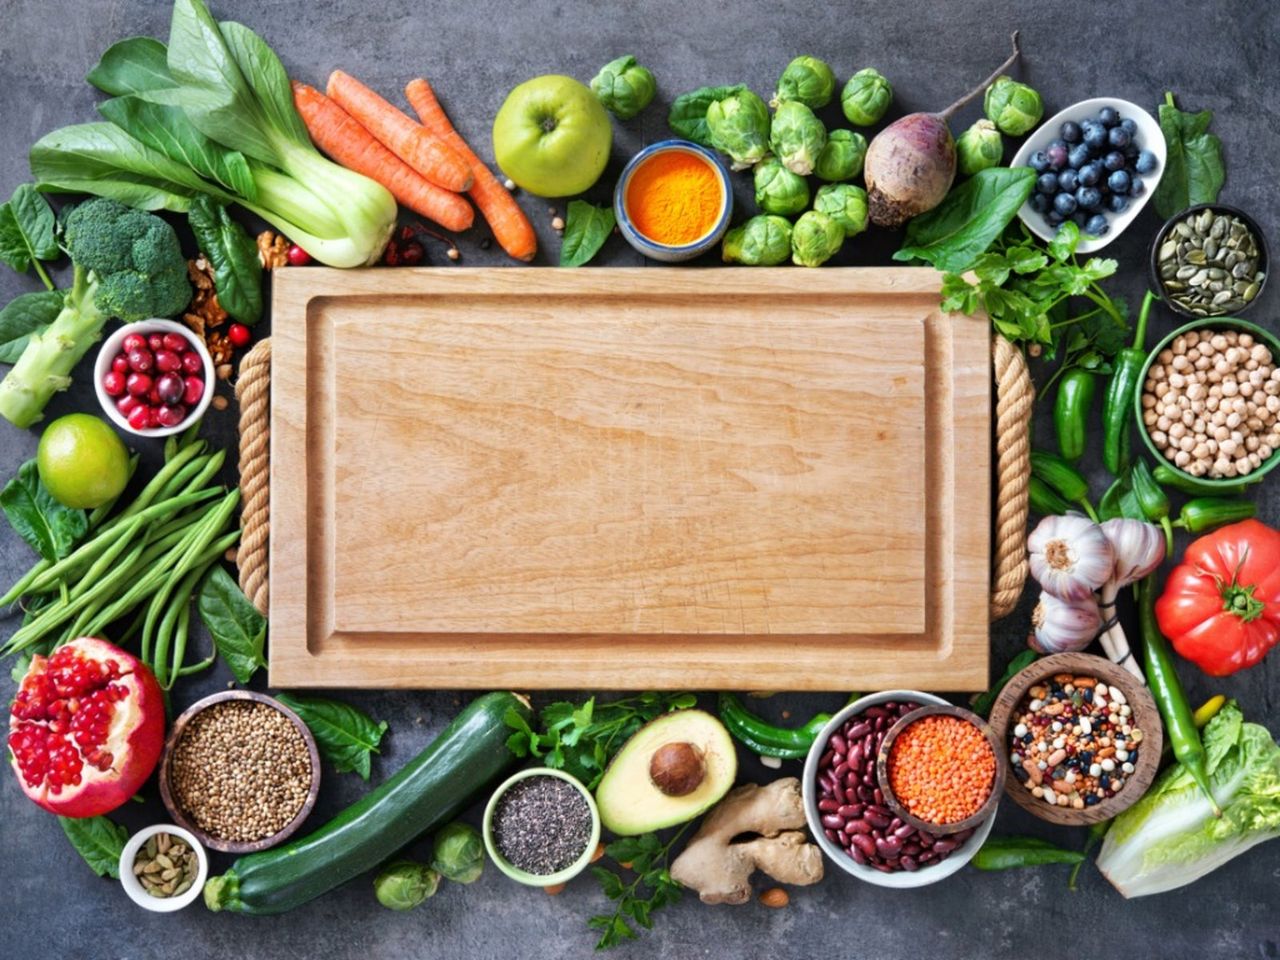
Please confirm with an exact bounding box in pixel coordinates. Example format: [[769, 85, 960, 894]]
[[1100, 518, 1166, 586], [1030, 591, 1102, 654], [1027, 513, 1115, 602]]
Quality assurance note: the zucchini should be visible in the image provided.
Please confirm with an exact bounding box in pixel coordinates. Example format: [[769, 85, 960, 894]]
[[204, 691, 530, 914]]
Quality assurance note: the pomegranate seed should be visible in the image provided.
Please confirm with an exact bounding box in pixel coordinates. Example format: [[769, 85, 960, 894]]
[[181, 352, 203, 374], [148, 334, 164, 352], [112, 354, 130, 374], [156, 373, 184, 405], [162, 333, 188, 353], [116, 395, 142, 416], [182, 376, 205, 407], [127, 348, 153, 373], [127, 404, 152, 431], [155, 404, 187, 428], [154, 349, 181, 373], [102, 371, 125, 396], [122, 333, 148, 353], [287, 244, 311, 266], [228, 323, 251, 347]]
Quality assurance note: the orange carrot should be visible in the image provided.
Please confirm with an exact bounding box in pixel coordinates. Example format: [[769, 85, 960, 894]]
[[326, 70, 473, 193], [292, 81, 474, 233], [405, 78, 537, 262]]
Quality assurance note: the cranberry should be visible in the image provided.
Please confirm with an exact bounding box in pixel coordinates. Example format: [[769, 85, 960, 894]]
[[182, 376, 205, 407], [127, 404, 152, 431], [181, 352, 203, 374], [122, 333, 148, 353], [125, 372, 152, 397], [401, 242, 425, 265], [287, 243, 311, 266], [228, 323, 251, 347], [147, 334, 164, 352], [111, 354, 130, 374], [116, 395, 142, 416], [154, 349, 181, 373], [127, 349, 153, 373], [156, 373, 184, 405], [162, 333, 188, 353], [102, 371, 125, 397], [148, 386, 162, 405], [155, 404, 187, 428]]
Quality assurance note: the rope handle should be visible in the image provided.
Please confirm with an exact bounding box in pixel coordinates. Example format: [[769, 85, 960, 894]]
[[233, 334, 1034, 622]]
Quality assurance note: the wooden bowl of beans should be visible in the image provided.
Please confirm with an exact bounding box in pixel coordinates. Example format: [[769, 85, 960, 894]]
[[159, 691, 321, 853], [988, 652, 1163, 826]]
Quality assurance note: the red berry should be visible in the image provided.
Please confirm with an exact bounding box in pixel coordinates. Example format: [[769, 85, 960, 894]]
[[147, 334, 164, 352], [102, 371, 125, 397], [127, 404, 152, 431], [181, 352, 203, 374], [148, 386, 162, 405], [154, 349, 181, 373], [401, 242, 425, 265], [125, 373, 152, 397], [162, 333, 188, 353], [155, 404, 186, 428], [182, 376, 205, 407], [122, 333, 147, 353], [228, 323, 251, 348], [116, 395, 142, 416], [286, 244, 311, 266], [111, 355, 130, 374], [127, 349, 153, 373], [156, 373, 184, 406]]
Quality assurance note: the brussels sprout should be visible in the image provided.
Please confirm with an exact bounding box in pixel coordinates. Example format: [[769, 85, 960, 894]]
[[706, 89, 771, 170], [374, 859, 440, 911], [590, 55, 657, 120], [753, 157, 810, 216], [769, 101, 826, 176], [722, 215, 794, 266], [771, 55, 837, 110], [432, 821, 484, 885], [814, 129, 867, 182], [983, 76, 1044, 136], [812, 183, 869, 237], [956, 119, 1004, 175], [791, 210, 844, 267], [840, 68, 893, 127]]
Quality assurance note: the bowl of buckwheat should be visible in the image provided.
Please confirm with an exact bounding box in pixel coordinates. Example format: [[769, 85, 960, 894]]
[[1136, 317, 1280, 487]]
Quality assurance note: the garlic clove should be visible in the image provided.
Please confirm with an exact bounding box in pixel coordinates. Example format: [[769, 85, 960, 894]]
[[1030, 591, 1103, 654]]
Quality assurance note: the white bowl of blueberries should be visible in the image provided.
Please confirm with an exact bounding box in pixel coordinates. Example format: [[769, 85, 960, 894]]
[[1011, 97, 1167, 253]]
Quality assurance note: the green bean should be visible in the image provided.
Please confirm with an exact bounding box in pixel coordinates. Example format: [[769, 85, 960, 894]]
[[112, 441, 206, 522], [155, 565, 206, 688]]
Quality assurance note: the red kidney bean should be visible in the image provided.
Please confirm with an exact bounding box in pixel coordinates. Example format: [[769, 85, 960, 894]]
[[845, 772, 859, 792], [849, 842, 867, 864], [860, 768, 874, 787], [844, 818, 872, 835], [900, 856, 919, 872], [847, 720, 872, 739], [953, 828, 976, 843], [824, 828, 838, 843], [874, 787, 885, 806], [820, 748, 835, 769], [856, 784, 874, 803], [902, 842, 922, 857], [916, 833, 935, 848], [850, 834, 876, 859], [932, 838, 959, 855], [889, 816, 903, 831], [861, 733, 875, 757], [834, 761, 849, 780], [837, 830, 852, 849], [864, 809, 891, 830], [876, 836, 903, 859], [830, 733, 847, 756], [871, 861, 896, 874], [818, 798, 839, 814], [894, 824, 916, 841], [821, 814, 844, 831], [846, 743, 864, 770], [865, 706, 887, 719], [837, 804, 863, 819]]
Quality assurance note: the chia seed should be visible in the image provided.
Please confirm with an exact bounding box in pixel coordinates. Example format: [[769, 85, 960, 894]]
[[492, 775, 592, 875]]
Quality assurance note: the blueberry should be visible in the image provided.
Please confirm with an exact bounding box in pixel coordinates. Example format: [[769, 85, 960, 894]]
[[1103, 150, 1126, 172], [1031, 192, 1051, 213], [1046, 143, 1069, 170], [1029, 151, 1050, 173], [1037, 172, 1059, 194], [1057, 169, 1079, 192], [1134, 149, 1159, 174], [1049, 138, 1068, 153], [1078, 162, 1103, 187], [1099, 106, 1120, 127], [1072, 211, 1089, 228], [1068, 143, 1092, 169], [1084, 213, 1110, 236], [1076, 186, 1103, 210], [1108, 193, 1130, 213], [1129, 177, 1146, 197], [1082, 121, 1108, 150], [1120, 117, 1138, 136], [1054, 192, 1078, 215], [1060, 120, 1082, 143], [1108, 169, 1132, 194], [1046, 210, 1065, 227], [1108, 125, 1131, 149], [1123, 141, 1141, 160]]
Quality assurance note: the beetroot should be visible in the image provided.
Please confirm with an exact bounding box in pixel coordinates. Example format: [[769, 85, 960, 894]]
[[864, 32, 1023, 228]]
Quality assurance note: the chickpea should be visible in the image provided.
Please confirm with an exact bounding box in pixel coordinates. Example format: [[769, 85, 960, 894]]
[[1142, 393, 1157, 409], [1175, 450, 1192, 467]]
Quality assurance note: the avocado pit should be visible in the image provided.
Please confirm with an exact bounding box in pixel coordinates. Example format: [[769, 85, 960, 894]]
[[649, 741, 706, 797]]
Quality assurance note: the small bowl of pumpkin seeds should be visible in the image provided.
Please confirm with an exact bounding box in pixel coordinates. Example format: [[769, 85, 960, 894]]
[[1151, 204, 1269, 319], [119, 824, 208, 912]]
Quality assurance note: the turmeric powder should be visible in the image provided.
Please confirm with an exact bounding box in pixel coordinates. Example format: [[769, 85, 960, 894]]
[[626, 149, 723, 246]]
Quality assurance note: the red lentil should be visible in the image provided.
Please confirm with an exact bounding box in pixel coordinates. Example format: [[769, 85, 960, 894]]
[[887, 715, 995, 825]]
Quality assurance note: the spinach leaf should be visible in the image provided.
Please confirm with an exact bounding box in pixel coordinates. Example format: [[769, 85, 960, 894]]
[[60, 815, 129, 878], [0, 460, 88, 562], [0, 290, 65, 364], [668, 85, 747, 147], [893, 167, 1036, 273], [276, 693, 388, 780], [0, 184, 59, 286], [87, 36, 176, 96], [1152, 92, 1224, 220], [560, 200, 615, 268], [187, 196, 263, 323], [196, 565, 266, 683]]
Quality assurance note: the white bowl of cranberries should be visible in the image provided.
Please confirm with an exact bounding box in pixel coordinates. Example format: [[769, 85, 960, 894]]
[[94, 319, 214, 436]]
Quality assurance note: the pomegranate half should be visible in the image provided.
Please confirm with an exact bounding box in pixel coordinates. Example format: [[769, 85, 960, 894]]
[[8, 637, 165, 817]]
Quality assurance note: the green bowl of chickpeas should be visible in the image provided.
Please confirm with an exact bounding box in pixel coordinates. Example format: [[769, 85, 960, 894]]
[[1135, 317, 1280, 487]]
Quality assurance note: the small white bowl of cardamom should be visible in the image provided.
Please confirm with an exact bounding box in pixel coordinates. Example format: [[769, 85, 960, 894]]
[[119, 824, 208, 912]]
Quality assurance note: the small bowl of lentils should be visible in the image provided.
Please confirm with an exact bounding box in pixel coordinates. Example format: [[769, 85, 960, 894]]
[[160, 691, 321, 853], [1150, 204, 1268, 319], [483, 767, 601, 888], [119, 824, 208, 912]]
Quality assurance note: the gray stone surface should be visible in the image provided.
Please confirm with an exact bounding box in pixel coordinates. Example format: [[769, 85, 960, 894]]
[[0, 1, 1277, 958]]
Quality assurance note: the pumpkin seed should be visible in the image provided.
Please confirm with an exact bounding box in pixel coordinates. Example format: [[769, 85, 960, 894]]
[[1185, 249, 1207, 265], [1244, 282, 1261, 302], [1160, 240, 1178, 261]]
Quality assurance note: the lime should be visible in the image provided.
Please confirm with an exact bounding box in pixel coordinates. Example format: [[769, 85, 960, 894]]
[[37, 414, 131, 509]]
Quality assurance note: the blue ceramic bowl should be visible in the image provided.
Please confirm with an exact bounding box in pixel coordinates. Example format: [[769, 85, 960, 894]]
[[613, 139, 732, 262]]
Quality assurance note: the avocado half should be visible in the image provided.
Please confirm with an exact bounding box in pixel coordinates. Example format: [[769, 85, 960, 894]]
[[595, 709, 737, 836]]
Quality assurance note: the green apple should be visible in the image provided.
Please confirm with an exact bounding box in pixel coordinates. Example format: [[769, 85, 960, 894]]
[[492, 75, 612, 197]]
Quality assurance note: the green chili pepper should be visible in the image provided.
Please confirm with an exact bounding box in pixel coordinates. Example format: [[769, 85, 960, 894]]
[[1097, 472, 1128, 521], [1137, 575, 1220, 815], [1151, 464, 1252, 498], [1029, 476, 1070, 517], [1054, 370, 1096, 463], [1030, 451, 1098, 521], [1101, 290, 1155, 477], [717, 693, 831, 759], [1173, 497, 1256, 534], [1129, 459, 1174, 553], [1067, 820, 1110, 891], [972, 836, 1086, 871]]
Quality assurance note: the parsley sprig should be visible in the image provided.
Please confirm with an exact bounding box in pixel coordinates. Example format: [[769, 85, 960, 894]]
[[589, 828, 691, 950]]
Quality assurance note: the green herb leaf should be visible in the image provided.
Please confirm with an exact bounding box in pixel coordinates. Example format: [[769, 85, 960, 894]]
[[668, 85, 748, 147], [0, 184, 59, 280], [59, 815, 129, 878], [893, 167, 1035, 273], [1153, 92, 1225, 220], [1047, 221, 1081, 262], [590, 826, 689, 950], [559, 200, 615, 268], [276, 693, 388, 780], [195, 565, 266, 683], [0, 290, 65, 364], [187, 196, 263, 323], [0, 460, 88, 562]]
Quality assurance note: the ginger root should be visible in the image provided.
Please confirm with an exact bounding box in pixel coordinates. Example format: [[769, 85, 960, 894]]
[[669, 778, 824, 905]]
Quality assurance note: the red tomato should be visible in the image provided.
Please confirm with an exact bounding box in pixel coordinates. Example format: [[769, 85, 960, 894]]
[[1155, 519, 1280, 676]]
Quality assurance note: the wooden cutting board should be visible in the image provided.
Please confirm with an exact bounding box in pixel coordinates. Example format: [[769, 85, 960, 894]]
[[269, 268, 990, 690]]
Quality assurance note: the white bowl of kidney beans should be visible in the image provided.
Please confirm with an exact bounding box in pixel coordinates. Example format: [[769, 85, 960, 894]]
[[95, 319, 214, 437], [802, 690, 998, 888]]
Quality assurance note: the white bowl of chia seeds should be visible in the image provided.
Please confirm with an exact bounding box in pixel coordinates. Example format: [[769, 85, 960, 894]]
[[483, 767, 601, 888]]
